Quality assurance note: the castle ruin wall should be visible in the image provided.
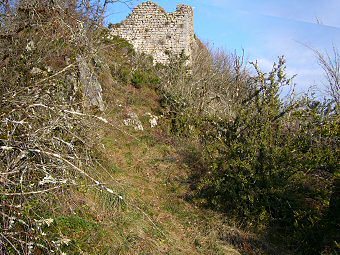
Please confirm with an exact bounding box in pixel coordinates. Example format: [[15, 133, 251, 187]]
[[109, 1, 195, 65]]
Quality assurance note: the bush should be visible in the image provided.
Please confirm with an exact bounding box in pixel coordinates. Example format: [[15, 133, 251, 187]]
[[0, 1, 122, 253], [158, 43, 249, 119], [131, 69, 160, 88], [155, 37, 339, 253], [196, 57, 339, 254]]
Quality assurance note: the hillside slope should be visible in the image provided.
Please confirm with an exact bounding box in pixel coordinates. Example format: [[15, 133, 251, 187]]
[[0, 3, 250, 252], [2, 3, 337, 254], [60, 77, 273, 254]]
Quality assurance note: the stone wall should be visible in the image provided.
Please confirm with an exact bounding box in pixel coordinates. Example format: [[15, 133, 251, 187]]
[[109, 1, 195, 65]]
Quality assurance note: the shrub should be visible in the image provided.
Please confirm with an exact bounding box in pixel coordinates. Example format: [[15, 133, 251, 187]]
[[197, 57, 339, 254], [0, 1, 125, 253], [131, 69, 160, 88], [155, 36, 339, 253]]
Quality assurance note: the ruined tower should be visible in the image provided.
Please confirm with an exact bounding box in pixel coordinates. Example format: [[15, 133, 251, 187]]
[[109, 1, 195, 65]]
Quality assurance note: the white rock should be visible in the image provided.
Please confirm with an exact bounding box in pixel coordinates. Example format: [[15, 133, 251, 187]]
[[30, 67, 46, 76], [123, 112, 144, 131], [26, 40, 35, 52]]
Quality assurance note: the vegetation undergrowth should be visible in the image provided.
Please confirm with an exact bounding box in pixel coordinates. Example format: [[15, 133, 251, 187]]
[[0, 1, 250, 254], [159, 46, 339, 254], [1, 0, 339, 254]]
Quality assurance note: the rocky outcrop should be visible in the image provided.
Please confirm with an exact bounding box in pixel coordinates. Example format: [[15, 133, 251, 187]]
[[77, 55, 105, 111]]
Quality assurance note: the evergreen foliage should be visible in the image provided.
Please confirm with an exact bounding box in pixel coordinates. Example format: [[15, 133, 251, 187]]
[[160, 53, 339, 254]]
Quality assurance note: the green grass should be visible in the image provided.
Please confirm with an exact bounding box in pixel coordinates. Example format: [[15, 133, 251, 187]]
[[55, 216, 98, 232], [32, 71, 274, 254]]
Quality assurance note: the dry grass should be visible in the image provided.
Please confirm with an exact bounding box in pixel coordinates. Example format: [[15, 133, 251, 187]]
[[57, 78, 280, 254], [0, 3, 280, 253]]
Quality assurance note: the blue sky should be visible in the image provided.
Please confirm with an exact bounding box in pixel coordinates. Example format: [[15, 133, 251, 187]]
[[107, 0, 340, 95]]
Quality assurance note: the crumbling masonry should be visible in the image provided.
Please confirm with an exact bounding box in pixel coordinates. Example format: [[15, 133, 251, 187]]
[[109, 1, 195, 65]]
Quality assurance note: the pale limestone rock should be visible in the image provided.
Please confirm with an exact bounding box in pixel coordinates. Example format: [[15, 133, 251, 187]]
[[77, 55, 105, 111], [145, 112, 159, 128], [123, 112, 144, 131], [30, 67, 46, 76], [26, 40, 35, 52]]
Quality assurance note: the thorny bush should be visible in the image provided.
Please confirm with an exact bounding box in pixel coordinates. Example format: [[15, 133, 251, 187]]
[[159, 51, 339, 254], [197, 58, 339, 254], [0, 0, 125, 253]]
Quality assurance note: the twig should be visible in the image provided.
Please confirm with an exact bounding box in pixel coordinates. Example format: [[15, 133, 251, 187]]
[[0, 186, 62, 196], [0, 233, 21, 255], [63, 110, 141, 141], [36, 64, 74, 85]]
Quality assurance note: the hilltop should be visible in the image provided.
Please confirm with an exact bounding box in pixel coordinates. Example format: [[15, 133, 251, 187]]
[[0, 1, 338, 255]]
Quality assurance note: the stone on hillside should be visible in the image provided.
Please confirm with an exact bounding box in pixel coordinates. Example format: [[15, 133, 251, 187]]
[[77, 55, 105, 111], [26, 40, 35, 52], [145, 112, 159, 128], [123, 112, 144, 131], [30, 67, 47, 76]]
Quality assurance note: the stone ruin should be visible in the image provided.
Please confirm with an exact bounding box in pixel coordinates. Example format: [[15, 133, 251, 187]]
[[109, 1, 195, 65]]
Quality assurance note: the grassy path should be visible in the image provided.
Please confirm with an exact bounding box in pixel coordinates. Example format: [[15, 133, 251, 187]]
[[94, 85, 241, 254], [55, 85, 269, 254]]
